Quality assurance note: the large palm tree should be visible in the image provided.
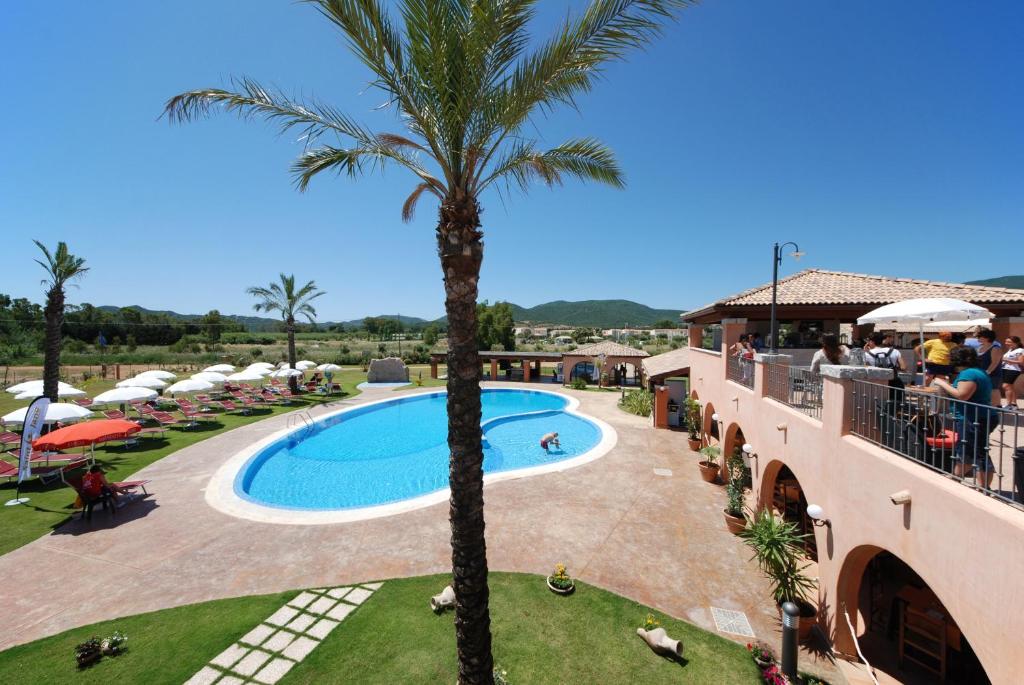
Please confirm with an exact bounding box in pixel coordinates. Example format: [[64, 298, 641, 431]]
[[34, 241, 88, 402], [166, 2, 690, 681], [246, 274, 325, 392]]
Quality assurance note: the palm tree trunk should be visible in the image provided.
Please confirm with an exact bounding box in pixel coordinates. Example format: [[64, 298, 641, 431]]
[[42, 286, 64, 402], [286, 319, 298, 393], [438, 194, 493, 685]]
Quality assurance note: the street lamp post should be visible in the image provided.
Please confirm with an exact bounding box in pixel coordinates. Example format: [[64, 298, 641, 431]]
[[769, 242, 804, 353]]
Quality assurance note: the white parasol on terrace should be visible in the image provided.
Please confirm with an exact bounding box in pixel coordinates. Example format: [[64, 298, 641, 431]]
[[246, 362, 275, 371], [136, 369, 177, 380], [191, 371, 228, 384], [92, 387, 159, 404], [295, 360, 317, 370], [166, 379, 214, 395], [858, 298, 994, 374], [316, 363, 342, 373], [117, 376, 167, 390], [2, 403, 94, 425], [203, 363, 235, 373]]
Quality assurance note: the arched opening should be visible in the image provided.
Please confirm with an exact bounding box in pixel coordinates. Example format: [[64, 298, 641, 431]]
[[836, 546, 989, 684], [758, 462, 817, 562], [702, 402, 719, 444], [568, 361, 597, 383], [611, 361, 641, 387], [689, 389, 699, 400]]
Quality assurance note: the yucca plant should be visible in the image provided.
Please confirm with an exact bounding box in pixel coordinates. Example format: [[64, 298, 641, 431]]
[[739, 508, 816, 607], [165, 2, 694, 681]]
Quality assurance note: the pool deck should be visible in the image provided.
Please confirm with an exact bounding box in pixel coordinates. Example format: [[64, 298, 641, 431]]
[[0, 383, 840, 680]]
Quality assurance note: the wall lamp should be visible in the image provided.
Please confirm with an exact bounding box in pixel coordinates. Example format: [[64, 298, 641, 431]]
[[806, 504, 831, 528], [711, 413, 721, 422], [741, 443, 757, 468]]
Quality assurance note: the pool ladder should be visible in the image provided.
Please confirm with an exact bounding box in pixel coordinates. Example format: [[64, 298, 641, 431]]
[[287, 411, 316, 437]]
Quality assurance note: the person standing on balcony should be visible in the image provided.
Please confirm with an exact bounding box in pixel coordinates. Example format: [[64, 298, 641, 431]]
[[931, 346, 998, 489], [1001, 336, 1024, 409], [975, 328, 1003, 406], [810, 333, 849, 374], [916, 331, 957, 385], [864, 332, 906, 391]]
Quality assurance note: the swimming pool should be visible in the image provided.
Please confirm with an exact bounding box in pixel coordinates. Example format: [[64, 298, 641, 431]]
[[216, 388, 612, 521]]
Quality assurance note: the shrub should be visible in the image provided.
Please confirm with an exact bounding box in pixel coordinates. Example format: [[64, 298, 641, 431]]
[[250, 347, 263, 358], [570, 376, 588, 390], [619, 389, 653, 417]]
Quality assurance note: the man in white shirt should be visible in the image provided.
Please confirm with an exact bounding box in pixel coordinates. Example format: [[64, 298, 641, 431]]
[[864, 332, 906, 388]]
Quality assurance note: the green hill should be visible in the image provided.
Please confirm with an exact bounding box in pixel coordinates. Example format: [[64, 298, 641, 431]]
[[965, 275, 1024, 290], [508, 299, 682, 328]]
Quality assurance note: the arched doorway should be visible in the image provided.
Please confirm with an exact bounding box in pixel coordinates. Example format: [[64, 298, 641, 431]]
[[836, 546, 989, 684], [611, 361, 641, 386], [758, 461, 817, 561], [702, 402, 719, 444], [568, 361, 597, 383]]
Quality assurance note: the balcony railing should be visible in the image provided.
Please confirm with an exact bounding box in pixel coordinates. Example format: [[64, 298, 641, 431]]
[[765, 363, 823, 419], [850, 379, 1023, 508], [727, 354, 754, 389]]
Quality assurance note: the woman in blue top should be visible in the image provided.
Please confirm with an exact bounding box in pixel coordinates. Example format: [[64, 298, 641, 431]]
[[932, 346, 997, 488]]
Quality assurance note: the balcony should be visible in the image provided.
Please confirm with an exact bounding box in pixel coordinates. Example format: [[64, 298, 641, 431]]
[[764, 363, 823, 420]]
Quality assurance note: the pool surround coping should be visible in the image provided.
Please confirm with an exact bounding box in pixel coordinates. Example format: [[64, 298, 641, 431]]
[[205, 387, 617, 525]]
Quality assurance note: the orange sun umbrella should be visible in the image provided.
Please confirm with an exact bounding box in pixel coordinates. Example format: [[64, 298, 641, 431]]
[[33, 419, 141, 452]]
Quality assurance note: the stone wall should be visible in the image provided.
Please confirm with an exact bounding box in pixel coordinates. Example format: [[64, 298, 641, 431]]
[[367, 357, 409, 383]]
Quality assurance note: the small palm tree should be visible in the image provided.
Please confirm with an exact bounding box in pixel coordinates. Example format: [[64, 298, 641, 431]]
[[246, 274, 325, 393], [166, 2, 691, 680], [34, 241, 88, 401]]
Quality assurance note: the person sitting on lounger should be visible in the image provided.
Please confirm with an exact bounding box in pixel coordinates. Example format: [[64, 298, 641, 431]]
[[540, 432, 560, 452], [82, 465, 127, 506]]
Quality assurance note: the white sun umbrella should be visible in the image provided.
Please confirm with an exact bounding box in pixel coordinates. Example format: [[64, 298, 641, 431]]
[[226, 370, 268, 382], [269, 368, 304, 378], [191, 371, 228, 384], [92, 387, 159, 405], [858, 298, 994, 377], [166, 379, 215, 395], [203, 363, 236, 373], [317, 363, 342, 373], [246, 362, 275, 372], [116, 376, 167, 390], [295, 360, 317, 371], [11, 382, 87, 400], [2, 403, 94, 425], [136, 369, 177, 380]]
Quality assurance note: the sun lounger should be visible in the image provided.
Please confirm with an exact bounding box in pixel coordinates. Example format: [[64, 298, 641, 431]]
[[0, 431, 20, 451], [0, 460, 18, 480], [179, 407, 218, 427], [150, 411, 189, 429], [218, 400, 250, 415], [73, 398, 93, 407], [103, 409, 128, 421]]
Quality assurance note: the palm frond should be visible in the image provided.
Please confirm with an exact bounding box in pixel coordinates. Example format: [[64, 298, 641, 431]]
[[479, 138, 624, 192], [292, 144, 445, 193], [401, 182, 441, 222]]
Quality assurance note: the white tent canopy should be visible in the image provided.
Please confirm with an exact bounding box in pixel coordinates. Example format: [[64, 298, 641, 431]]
[[2, 403, 94, 425], [92, 387, 159, 404]]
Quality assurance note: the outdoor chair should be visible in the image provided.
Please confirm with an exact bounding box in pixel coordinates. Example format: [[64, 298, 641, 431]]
[[64, 473, 150, 521]]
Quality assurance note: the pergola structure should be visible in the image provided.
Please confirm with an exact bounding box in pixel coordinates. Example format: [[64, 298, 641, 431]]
[[561, 341, 649, 386], [429, 350, 562, 383]]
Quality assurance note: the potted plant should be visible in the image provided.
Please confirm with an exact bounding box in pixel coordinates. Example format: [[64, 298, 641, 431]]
[[546, 563, 575, 595], [747, 641, 775, 669], [697, 445, 721, 483], [723, 479, 746, 534], [685, 397, 702, 450], [74, 637, 102, 668], [740, 509, 819, 642]]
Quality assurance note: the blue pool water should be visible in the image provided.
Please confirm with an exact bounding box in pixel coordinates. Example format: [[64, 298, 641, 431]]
[[236, 389, 602, 510]]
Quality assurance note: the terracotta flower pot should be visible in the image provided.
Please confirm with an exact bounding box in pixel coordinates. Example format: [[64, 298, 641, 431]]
[[547, 577, 575, 595], [723, 509, 746, 534], [698, 461, 720, 483], [687, 438, 701, 451]]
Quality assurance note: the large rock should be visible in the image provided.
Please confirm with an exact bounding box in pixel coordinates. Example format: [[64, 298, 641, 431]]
[[367, 357, 409, 383]]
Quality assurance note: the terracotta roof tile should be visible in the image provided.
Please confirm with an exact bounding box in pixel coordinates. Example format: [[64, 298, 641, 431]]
[[641, 348, 690, 378], [682, 269, 1024, 320], [568, 341, 649, 358]]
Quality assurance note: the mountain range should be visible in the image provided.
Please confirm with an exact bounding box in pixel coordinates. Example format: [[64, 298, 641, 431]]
[[965, 275, 1024, 290], [95, 299, 684, 330]]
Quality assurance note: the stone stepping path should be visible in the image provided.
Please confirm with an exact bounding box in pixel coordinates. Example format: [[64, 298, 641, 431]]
[[184, 582, 383, 685]]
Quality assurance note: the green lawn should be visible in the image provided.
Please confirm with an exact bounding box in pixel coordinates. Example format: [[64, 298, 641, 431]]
[[0, 573, 761, 684], [0, 371, 367, 556]]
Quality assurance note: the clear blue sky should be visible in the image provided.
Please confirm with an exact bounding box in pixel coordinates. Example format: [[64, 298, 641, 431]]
[[2, 1, 1021, 322]]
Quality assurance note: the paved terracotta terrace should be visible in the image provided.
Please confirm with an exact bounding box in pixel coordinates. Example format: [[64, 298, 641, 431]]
[[0, 383, 839, 679]]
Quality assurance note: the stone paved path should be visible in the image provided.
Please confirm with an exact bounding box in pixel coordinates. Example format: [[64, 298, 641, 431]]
[[184, 582, 382, 685], [0, 383, 840, 681]]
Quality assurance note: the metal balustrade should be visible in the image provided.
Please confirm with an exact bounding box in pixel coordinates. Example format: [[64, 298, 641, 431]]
[[765, 363, 823, 419], [850, 379, 1024, 509], [727, 354, 754, 389]]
